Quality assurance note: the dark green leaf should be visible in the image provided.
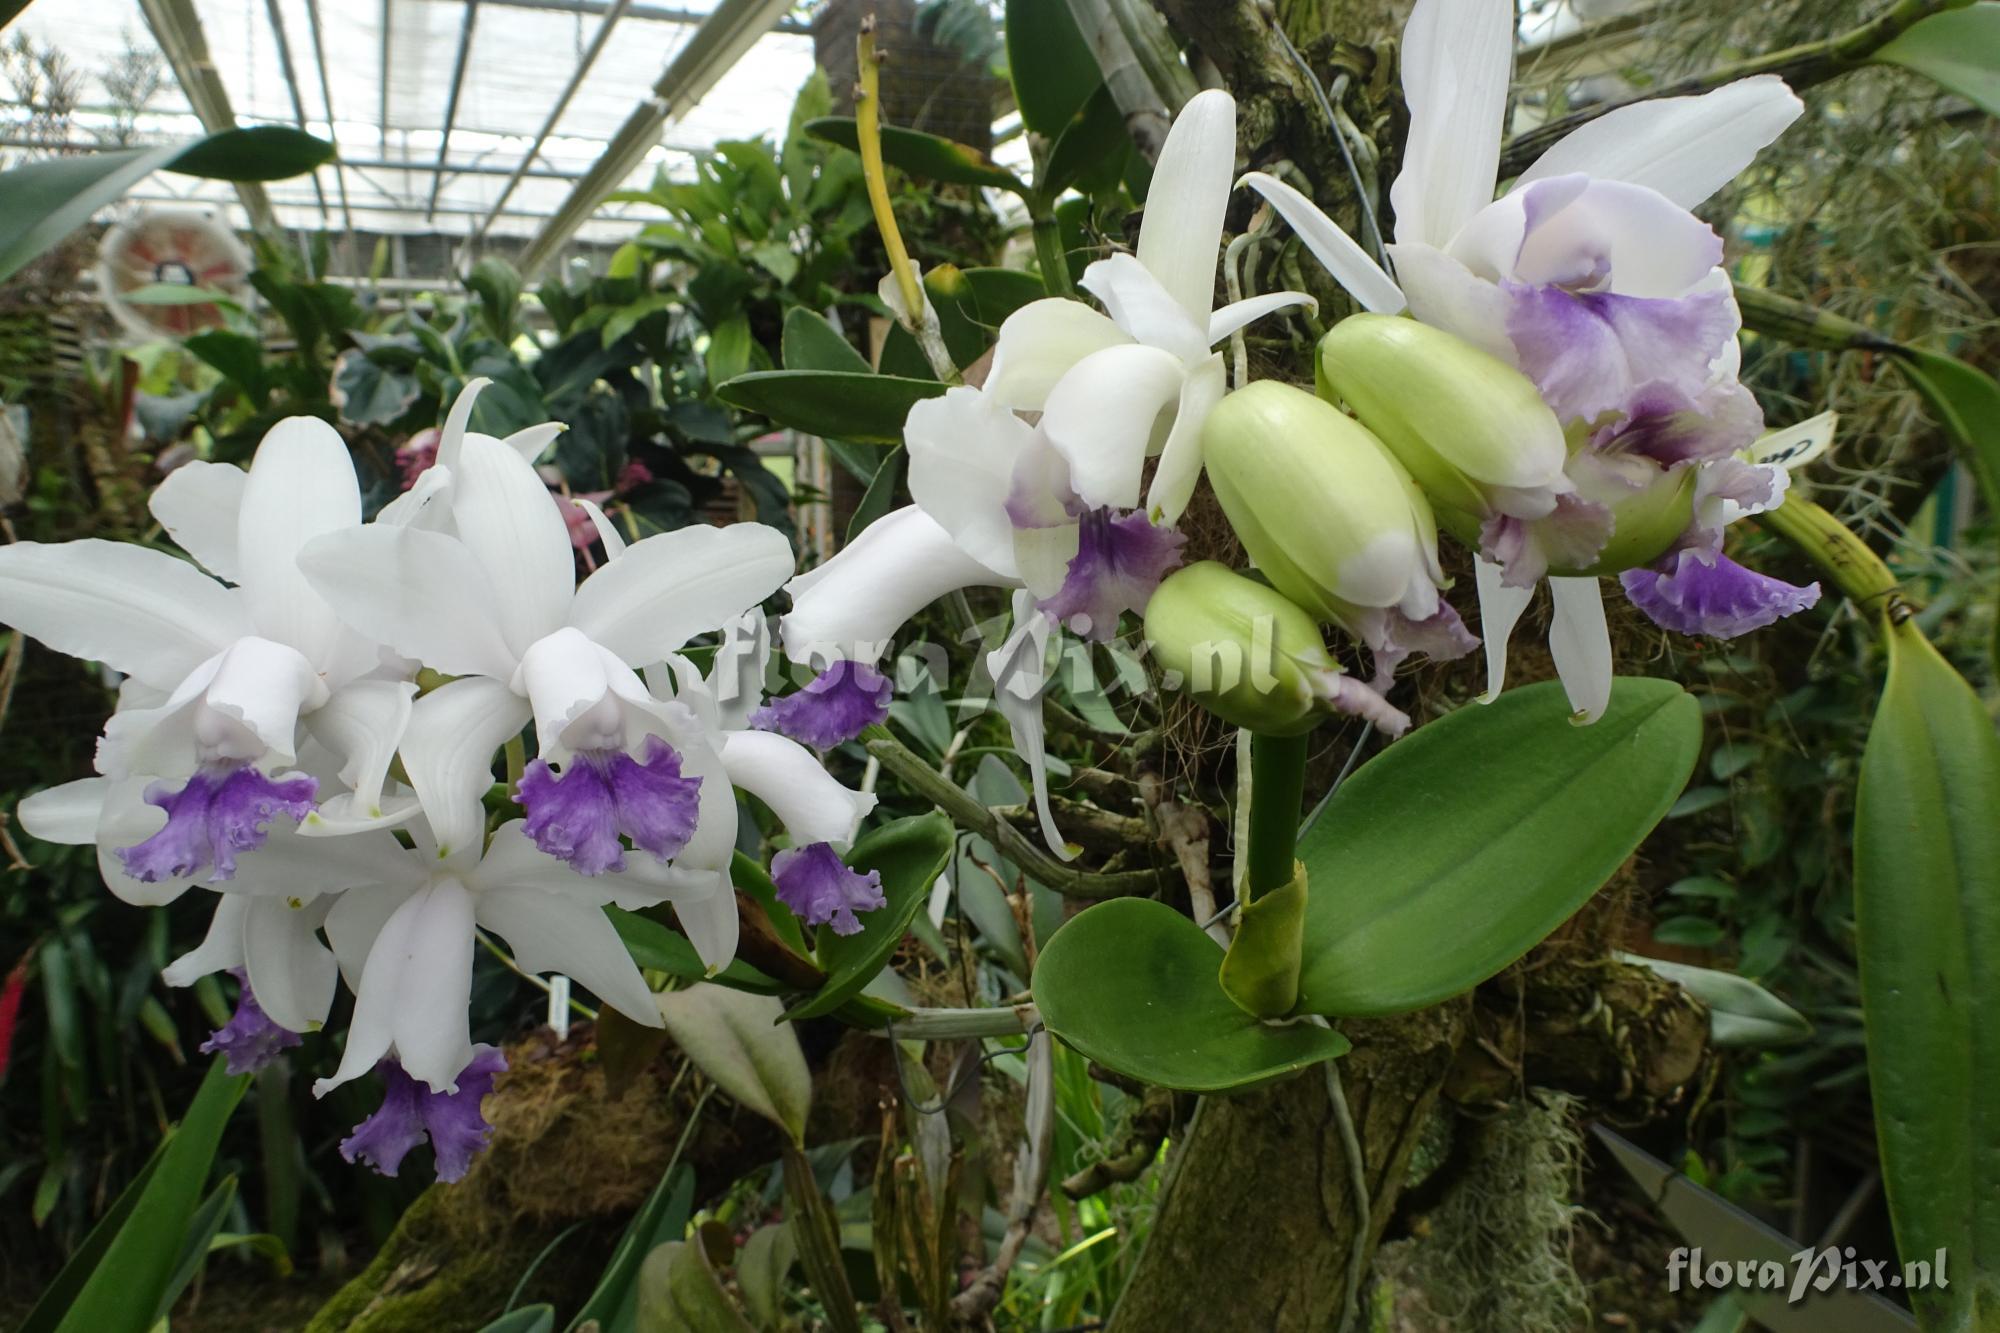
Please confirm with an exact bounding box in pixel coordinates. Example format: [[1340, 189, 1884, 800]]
[[164, 125, 336, 181], [154, 1176, 241, 1322], [638, 1241, 758, 1332], [804, 117, 1028, 193], [331, 350, 421, 427], [1294, 678, 1702, 1017], [467, 256, 524, 345], [565, 1164, 695, 1333], [479, 1305, 556, 1333], [783, 814, 954, 1021], [1854, 616, 2000, 1329], [1034, 898, 1350, 1091], [781, 307, 871, 374], [1043, 83, 1133, 198], [714, 369, 944, 444], [705, 312, 755, 388], [1873, 1, 2000, 116], [847, 444, 904, 542], [608, 906, 783, 996], [1004, 0, 1102, 136]]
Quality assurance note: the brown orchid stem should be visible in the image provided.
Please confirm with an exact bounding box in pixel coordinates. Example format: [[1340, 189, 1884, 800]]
[[1500, 0, 1976, 176]]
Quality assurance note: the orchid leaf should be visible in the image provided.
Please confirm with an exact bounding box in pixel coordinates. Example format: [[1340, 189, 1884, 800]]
[[654, 986, 811, 1146], [780, 306, 871, 375], [803, 117, 1028, 193], [1854, 614, 2000, 1330], [1873, 1, 2000, 116], [783, 813, 953, 1022], [565, 1165, 694, 1333], [637, 1240, 757, 1333], [479, 1307, 556, 1333], [1034, 897, 1349, 1091], [713, 369, 945, 445], [847, 444, 904, 542], [1294, 677, 1701, 1017], [608, 906, 784, 996], [1620, 954, 1811, 1048], [1004, 0, 1101, 137]]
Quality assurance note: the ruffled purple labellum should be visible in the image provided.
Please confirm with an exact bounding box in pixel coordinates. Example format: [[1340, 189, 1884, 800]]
[[1349, 603, 1480, 690], [517, 735, 701, 876], [1037, 507, 1186, 641], [750, 661, 892, 750], [1504, 280, 1737, 430], [772, 842, 885, 936], [1592, 379, 1763, 467], [1621, 550, 1821, 639], [1480, 492, 1615, 588], [340, 1045, 508, 1182], [117, 763, 318, 883], [199, 967, 302, 1075]]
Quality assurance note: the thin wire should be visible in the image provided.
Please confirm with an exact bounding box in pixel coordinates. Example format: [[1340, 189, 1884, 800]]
[[1269, 20, 1388, 269], [1313, 1019, 1370, 1333]]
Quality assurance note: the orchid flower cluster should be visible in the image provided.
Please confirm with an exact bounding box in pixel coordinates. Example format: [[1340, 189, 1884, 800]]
[[0, 385, 888, 1181]]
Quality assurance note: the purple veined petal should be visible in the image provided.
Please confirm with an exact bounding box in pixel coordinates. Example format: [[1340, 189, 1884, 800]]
[[1501, 279, 1738, 429], [1479, 492, 1615, 589], [516, 736, 701, 876], [199, 967, 302, 1076], [749, 660, 892, 750], [340, 1044, 507, 1183], [1315, 673, 1413, 737], [1620, 549, 1821, 639], [771, 842, 886, 936], [1591, 376, 1764, 467], [1685, 455, 1788, 553], [1344, 601, 1480, 691], [116, 763, 317, 884], [1035, 507, 1187, 643]]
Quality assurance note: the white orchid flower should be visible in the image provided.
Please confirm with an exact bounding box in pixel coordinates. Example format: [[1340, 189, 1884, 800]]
[[297, 434, 791, 967], [376, 377, 564, 532], [1, 418, 403, 890], [1239, 0, 1811, 720]]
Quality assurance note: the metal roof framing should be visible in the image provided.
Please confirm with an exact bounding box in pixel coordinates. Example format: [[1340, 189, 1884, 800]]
[[135, 0, 281, 232]]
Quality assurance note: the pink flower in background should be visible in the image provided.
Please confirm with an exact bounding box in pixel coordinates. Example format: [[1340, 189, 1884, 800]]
[[397, 427, 443, 490]]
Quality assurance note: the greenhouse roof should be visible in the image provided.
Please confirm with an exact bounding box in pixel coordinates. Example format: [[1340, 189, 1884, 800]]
[[4, 0, 821, 253]]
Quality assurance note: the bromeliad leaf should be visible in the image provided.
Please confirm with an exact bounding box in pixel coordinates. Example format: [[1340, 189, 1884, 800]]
[[1033, 898, 1349, 1091], [1294, 677, 1701, 1017], [714, 369, 946, 445]]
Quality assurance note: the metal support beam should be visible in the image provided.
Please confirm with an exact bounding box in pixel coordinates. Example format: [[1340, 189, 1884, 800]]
[[302, 0, 357, 236], [260, 0, 333, 225], [475, 0, 807, 34], [378, 0, 391, 148], [423, 0, 480, 221], [136, 0, 280, 232], [517, 0, 793, 276], [468, 0, 634, 247]]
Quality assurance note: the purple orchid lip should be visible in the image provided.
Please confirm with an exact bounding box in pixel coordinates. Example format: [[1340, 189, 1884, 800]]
[[200, 967, 302, 1075], [1502, 279, 1738, 431], [517, 735, 701, 876], [750, 660, 892, 750], [117, 763, 318, 884], [340, 1045, 508, 1182], [1036, 506, 1186, 642], [772, 841, 885, 936], [1620, 550, 1821, 639]]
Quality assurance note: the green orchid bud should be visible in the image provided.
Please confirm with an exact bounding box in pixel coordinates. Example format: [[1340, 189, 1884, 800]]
[[1202, 381, 1447, 634], [1315, 313, 1571, 526], [1145, 562, 1409, 737]]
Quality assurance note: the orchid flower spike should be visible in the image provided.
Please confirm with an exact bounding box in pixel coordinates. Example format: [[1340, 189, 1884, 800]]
[[297, 433, 794, 911], [1238, 0, 1814, 721], [2, 418, 402, 897]]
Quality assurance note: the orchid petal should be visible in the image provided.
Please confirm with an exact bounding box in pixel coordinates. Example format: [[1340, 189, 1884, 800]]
[[237, 417, 362, 667], [201, 636, 329, 763], [572, 496, 627, 558], [984, 298, 1130, 411], [476, 888, 663, 1027], [1503, 177, 1722, 299], [319, 876, 476, 1095], [224, 824, 424, 897], [453, 435, 578, 657], [1473, 556, 1536, 703], [164, 895, 248, 987], [502, 422, 564, 465], [986, 590, 1073, 860], [1390, 0, 1514, 248], [1147, 352, 1226, 525], [17, 777, 109, 844], [570, 522, 794, 667], [432, 377, 488, 474], [1547, 575, 1612, 724], [398, 676, 531, 866], [1239, 173, 1408, 314], [323, 883, 409, 991], [1041, 343, 1187, 511], [1207, 289, 1318, 346], [668, 874, 741, 974], [1383, 242, 1521, 365], [779, 506, 1012, 665], [707, 611, 771, 732], [1516, 75, 1803, 210], [298, 525, 519, 680], [0, 540, 249, 691], [1079, 253, 1211, 364], [303, 679, 418, 823], [150, 460, 246, 583], [719, 729, 877, 848], [906, 386, 1036, 578], [1136, 88, 1236, 325], [95, 777, 199, 907], [242, 894, 337, 1033]]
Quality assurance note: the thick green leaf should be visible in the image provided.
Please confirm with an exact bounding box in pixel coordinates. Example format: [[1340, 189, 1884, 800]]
[[655, 986, 811, 1145], [734, 1223, 797, 1329], [1854, 615, 2000, 1329], [1034, 898, 1350, 1091], [185, 329, 267, 403], [1621, 954, 1811, 1048], [714, 369, 944, 445], [783, 813, 954, 1021], [1004, 0, 1102, 136], [17, 1149, 164, 1333], [40, 1057, 247, 1333], [565, 1165, 695, 1333], [638, 1240, 758, 1333], [155, 1175, 242, 1322], [1043, 83, 1133, 198], [705, 312, 754, 387], [608, 906, 783, 996], [479, 1305, 557, 1333], [162, 125, 337, 182], [1294, 677, 1702, 1017], [780, 307, 871, 374], [1898, 347, 2000, 520], [803, 117, 1028, 193], [847, 443, 905, 542], [467, 255, 524, 345], [1874, 2, 2000, 116]]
